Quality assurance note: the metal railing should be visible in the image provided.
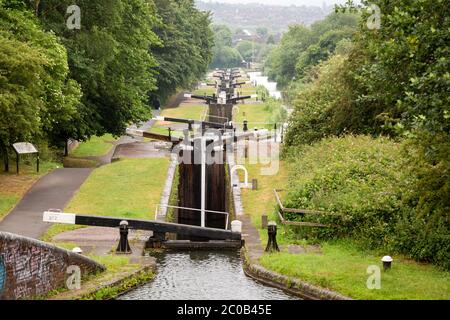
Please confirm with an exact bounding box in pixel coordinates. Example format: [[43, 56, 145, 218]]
[[155, 204, 230, 230]]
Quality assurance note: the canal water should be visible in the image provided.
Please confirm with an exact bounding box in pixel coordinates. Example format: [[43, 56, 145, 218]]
[[118, 251, 296, 300]]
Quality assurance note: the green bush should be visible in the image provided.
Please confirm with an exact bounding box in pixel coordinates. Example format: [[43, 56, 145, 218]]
[[284, 55, 360, 147], [283, 135, 449, 269], [263, 98, 287, 124], [284, 135, 404, 244], [395, 130, 450, 268]]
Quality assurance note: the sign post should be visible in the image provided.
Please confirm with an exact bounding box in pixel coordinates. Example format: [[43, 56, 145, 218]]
[[12, 142, 39, 174]]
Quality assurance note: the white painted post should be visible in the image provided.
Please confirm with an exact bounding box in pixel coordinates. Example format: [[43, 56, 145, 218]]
[[201, 136, 206, 228], [231, 220, 242, 233]]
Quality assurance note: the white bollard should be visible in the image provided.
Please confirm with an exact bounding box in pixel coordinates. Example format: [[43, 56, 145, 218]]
[[72, 247, 83, 254], [231, 220, 242, 233]]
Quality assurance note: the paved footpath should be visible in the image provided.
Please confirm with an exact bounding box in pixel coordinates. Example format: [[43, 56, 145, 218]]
[[0, 93, 183, 241], [0, 168, 93, 239]]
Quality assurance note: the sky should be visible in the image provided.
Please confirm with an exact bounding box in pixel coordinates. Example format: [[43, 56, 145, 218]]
[[199, 0, 349, 6]]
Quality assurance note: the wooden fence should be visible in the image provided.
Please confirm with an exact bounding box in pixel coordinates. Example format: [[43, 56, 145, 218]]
[[273, 189, 334, 228]]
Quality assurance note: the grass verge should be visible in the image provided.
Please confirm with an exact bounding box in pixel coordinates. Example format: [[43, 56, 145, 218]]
[[43, 157, 169, 240], [159, 104, 206, 121], [65, 158, 169, 219], [240, 161, 450, 300], [45, 254, 155, 300], [70, 134, 117, 158], [260, 240, 450, 300], [0, 160, 60, 220], [150, 104, 207, 136], [193, 87, 216, 96]]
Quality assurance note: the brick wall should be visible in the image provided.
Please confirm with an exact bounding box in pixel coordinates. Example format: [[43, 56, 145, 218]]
[[0, 232, 105, 300]]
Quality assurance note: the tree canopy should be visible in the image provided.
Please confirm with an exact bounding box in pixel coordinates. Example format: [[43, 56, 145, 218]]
[[152, 0, 214, 104], [272, 1, 449, 268], [0, 2, 81, 169], [265, 12, 358, 88], [210, 24, 242, 68], [0, 0, 214, 168]]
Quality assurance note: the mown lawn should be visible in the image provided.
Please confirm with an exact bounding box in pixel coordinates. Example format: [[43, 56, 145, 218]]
[[240, 161, 450, 300], [236, 83, 257, 96], [0, 160, 59, 220], [149, 126, 185, 139], [0, 195, 18, 220], [260, 240, 450, 300], [150, 104, 206, 135], [70, 134, 117, 158], [193, 87, 216, 96], [65, 158, 169, 219], [239, 161, 289, 236], [234, 104, 275, 130], [160, 104, 206, 121]]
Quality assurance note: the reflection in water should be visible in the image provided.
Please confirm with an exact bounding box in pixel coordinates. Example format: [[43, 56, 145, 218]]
[[118, 251, 296, 300]]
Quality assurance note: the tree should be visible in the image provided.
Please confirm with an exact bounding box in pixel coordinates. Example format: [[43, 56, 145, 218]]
[[265, 24, 312, 88], [211, 46, 242, 69], [338, 1, 450, 267], [283, 0, 450, 268], [236, 40, 263, 62], [24, 0, 161, 138], [0, 2, 81, 170], [295, 27, 356, 77], [212, 24, 233, 47], [266, 34, 276, 45], [210, 24, 242, 68], [256, 27, 268, 39], [265, 12, 358, 88], [152, 0, 214, 104]]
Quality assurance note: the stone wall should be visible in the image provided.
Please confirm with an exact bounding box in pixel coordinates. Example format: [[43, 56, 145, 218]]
[[66, 139, 79, 154], [0, 232, 105, 300]]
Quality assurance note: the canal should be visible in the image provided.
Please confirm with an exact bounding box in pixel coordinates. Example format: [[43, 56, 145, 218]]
[[118, 251, 296, 300]]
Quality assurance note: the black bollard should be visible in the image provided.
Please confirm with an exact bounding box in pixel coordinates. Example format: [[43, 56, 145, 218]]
[[265, 221, 280, 252], [382, 256, 393, 271], [243, 120, 248, 132], [116, 221, 132, 254]]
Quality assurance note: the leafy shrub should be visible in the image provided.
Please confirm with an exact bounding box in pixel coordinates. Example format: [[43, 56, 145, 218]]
[[395, 130, 450, 268], [284, 55, 360, 147], [263, 98, 287, 124], [284, 135, 405, 245]]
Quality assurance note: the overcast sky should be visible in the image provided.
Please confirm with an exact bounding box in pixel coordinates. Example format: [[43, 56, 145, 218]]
[[199, 0, 349, 6]]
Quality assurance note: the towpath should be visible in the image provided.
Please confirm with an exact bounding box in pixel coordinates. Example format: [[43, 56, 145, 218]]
[[0, 168, 93, 239]]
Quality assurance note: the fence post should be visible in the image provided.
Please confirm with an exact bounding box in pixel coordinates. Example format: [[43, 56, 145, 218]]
[[252, 178, 258, 190], [261, 215, 268, 229]]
